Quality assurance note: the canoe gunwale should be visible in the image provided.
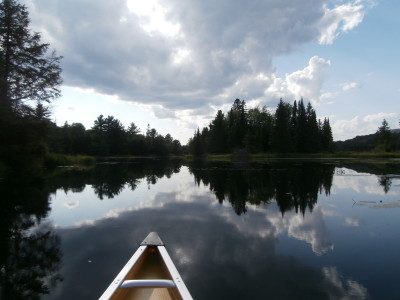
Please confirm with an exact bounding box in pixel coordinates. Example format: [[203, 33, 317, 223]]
[[99, 245, 147, 300], [158, 245, 192, 300], [99, 232, 193, 300]]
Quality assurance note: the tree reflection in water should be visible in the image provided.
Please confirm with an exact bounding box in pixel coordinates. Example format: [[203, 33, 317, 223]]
[[188, 161, 335, 215], [339, 161, 400, 194], [44, 159, 183, 200], [0, 176, 62, 299]]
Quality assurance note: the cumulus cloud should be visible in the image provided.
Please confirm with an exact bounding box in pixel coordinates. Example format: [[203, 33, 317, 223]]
[[22, 0, 370, 121], [221, 56, 331, 109], [282, 56, 331, 105], [318, 0, 373, 44]]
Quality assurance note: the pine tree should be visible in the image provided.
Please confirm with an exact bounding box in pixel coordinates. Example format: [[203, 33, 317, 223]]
[[290, 100, 298, 150], [208, 110, 227, 153], [305, 102, 320, 152], [227, 99, 247, 149], [321, 118, 333, 152], [272, 99, 293, 153], [0, 0, 62, 115], [0, 0, 62, 171], [376, 119, 392, 152], [296, 99, 307, 152], [189, 128, 204, 156]]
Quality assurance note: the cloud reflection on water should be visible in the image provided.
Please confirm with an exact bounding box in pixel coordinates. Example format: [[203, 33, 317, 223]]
[[48, 196, 366, 300]]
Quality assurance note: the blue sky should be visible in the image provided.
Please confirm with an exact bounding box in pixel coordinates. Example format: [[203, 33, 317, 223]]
[[24, 0, 399, 143]]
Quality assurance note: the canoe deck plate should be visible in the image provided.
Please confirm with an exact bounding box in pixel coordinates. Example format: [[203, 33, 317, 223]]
[[140, 232, 164, 246]]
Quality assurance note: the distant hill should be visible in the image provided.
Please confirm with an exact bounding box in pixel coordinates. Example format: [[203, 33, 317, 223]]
[[335, 129, 400, 152]]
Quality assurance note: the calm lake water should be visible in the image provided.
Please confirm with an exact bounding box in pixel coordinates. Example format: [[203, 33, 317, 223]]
[[1, 159, 400, 299]]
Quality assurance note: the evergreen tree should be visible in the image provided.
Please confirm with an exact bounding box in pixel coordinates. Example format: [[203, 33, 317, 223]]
[[227, 99, 247, 149], [127, 122, 140, 136], [290, 100, 298, 150], [0, 0, 62, 115], [376, 119, 392, 152], [321, 118, 334, 152], [271, 99, 293, 153], [189, 128, 204, 156], [208, 110, 227, 153], [0, 0, 62, 170], [305, 102, 320, 152], [91, 115, 126, 155], [245, 106, 272, 152], [296, 99, 307, 152]]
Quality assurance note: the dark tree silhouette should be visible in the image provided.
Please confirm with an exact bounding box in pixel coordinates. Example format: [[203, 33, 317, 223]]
[[0, 0, 62, 171], [272, 99, 293, 153], [0, 0, 62, 115], [376, 119, 392, 152]]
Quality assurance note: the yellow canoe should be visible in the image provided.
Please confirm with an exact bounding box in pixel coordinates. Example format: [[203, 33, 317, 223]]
[[99, 232, 193, 300]]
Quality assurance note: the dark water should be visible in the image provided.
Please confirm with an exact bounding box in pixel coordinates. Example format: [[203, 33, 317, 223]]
[[1, 159, 400, 299]]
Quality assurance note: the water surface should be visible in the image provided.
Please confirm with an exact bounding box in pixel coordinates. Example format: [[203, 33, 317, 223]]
[[1, 159, 400, 299]]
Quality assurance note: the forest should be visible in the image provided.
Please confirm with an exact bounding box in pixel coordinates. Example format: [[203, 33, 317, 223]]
[[335, 125, 400, 152], [189, 98, 334, 155], [48, 116, 184, 157]]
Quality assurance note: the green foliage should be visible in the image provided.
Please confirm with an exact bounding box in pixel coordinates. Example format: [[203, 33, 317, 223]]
[[189, 128, 204, 156], [245, 106, 272, 152], [0, 0, 62, 114], [0, 0, 62, 172], [189, 98, 333, 155], [227, 99, 247, 149], [46, 117, 183, 158], [208, 110, 227, 153], [271, 99, 293, 152], [376, 119, 393, 152]]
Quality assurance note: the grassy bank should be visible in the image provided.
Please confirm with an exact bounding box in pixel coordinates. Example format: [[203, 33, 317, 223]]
[[44, 153, 96, 168], [185, 151, 400, 162]]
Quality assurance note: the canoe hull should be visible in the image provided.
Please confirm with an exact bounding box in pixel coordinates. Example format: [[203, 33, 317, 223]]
[[99, 233, 192, 300]]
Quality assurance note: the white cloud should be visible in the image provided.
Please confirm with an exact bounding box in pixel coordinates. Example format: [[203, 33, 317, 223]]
[[22, 0, 372, 138], [285, 56, 331, 105], [261, 56, 331, 106], [126, 0, 181, 37], [318, 0, 372, 44], [342, 82, 359, 91], [363, 112, 397, 123]]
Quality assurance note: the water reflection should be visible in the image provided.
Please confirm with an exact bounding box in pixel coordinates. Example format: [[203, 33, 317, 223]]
[[1, 159, 399, 299], [338, 161, 400, 194], [46, 159, 182, 200], [0, 176, 62, 299], [47, 196, 366, 299], [188, 161, 335, 215]]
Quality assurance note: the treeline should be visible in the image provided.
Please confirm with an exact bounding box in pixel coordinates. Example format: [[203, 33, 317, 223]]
[[47, 115, 185, 157], [1, 110, 185, 173], [335, 120, 400, 152], [189, 98, 334, 155]]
